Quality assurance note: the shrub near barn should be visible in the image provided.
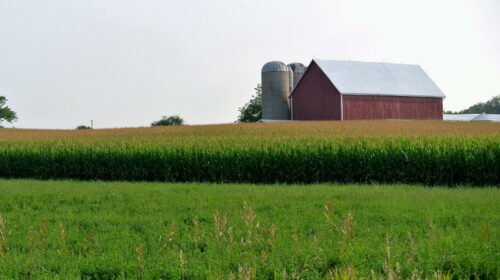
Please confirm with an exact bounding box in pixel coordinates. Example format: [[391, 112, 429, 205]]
[[151, 115, 184, 126]]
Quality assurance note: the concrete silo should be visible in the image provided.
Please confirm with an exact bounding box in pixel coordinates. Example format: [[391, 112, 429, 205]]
[[287, 65, 294, 96], [288, 63, 306, 89], [261, 61, 291, 120]]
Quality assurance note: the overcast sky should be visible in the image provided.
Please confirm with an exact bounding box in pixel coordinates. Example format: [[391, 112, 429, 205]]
[[1, 0, 499, 129]]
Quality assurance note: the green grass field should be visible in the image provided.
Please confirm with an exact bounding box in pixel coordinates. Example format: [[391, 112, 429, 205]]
[[0, 179, 498, 279]]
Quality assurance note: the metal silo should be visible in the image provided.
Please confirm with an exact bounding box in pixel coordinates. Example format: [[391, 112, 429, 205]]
[[288, 62, 306, 88], [261, 61, 291, 120], [288, 65, 294, 95]]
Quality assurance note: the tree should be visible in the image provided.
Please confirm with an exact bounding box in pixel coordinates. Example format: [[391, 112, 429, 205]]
[[151, 115, 184, 126], [0, 96, 18, 127], [237, 84, 262, 122], [76, 125, 92, 130], [456, 95, 500, 114]]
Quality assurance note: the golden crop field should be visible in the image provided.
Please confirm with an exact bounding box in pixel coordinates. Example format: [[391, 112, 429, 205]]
[[0, 121, 499, 185], [1, 120, 499, 142]]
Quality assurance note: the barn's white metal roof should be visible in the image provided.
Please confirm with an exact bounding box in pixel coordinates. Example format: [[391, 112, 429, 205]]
[[313, 59, 446, 98]]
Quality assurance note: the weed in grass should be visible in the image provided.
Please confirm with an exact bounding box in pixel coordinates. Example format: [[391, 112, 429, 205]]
[[383, 234, 401, 280], [483, 224, 488, 244], [324, 198, 339, 232], [58, 222, 67, 254], [428, 220, 435, 247], [328, 264, 357, 280], [135, 247, 144, 273], [28, 226, 33, 256], [161, 223, 176, 250], [189, 217, 200, 249], [213, 210, 228, 279], [410, 267, 423, 280], [214, 210, 227, 244], [293, 228, 300, 254], [40, 220, 46, 254], [269, 224, 277, 249], [312, 235, 327, 274], [0, 214, 7, 254], [83, 230, 93, 253], [340, 212, 354, 263], [407, 232, 416, 269], [237, 263, 252, 280], [242, 201, 256, 246], [179, 249, 186, 280], [227, 226, 234, 262], [432, 270, 451, 280]]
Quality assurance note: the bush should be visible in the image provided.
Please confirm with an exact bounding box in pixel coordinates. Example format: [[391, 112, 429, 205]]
[[151, 115, 184, 126], [0, 95, 18, 125], [237, 84, 262, 122], [76, 125, 92, 130]]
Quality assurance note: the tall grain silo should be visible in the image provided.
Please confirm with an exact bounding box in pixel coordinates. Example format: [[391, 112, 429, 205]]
[[288, 62, 306, 88], [287, 65, 294, 95], [261, 61, 291, 120]]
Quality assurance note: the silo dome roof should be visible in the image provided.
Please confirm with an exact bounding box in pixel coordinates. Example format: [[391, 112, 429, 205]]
[[262, 61, 289, 72], [288, 62, 306, 73]]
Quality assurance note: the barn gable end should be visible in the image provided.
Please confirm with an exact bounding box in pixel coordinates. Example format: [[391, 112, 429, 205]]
[[290, 61, 341, 120]]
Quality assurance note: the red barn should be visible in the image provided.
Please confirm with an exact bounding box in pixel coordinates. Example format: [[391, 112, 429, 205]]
[[290, 59, 445, 120]]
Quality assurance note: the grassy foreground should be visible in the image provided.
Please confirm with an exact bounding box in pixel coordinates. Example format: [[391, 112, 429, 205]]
[[0, 180, 498, 279]]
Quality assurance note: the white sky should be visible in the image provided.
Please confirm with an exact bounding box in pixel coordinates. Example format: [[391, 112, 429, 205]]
[[1, 0, 499, 129]]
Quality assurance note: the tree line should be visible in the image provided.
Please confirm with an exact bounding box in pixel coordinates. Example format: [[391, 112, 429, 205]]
[[445, 95, 500, 114]]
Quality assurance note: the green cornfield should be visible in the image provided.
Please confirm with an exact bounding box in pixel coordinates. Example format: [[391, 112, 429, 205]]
[[0, 121, 499, 186]]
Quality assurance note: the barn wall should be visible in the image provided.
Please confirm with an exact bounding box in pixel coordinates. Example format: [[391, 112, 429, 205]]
[[291, 61, 341, 120], [342, 95, 443, 120]]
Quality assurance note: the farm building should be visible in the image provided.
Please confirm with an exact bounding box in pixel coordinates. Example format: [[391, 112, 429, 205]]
[[261, 59, 445, 121], [444, 113, 500, 122]]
